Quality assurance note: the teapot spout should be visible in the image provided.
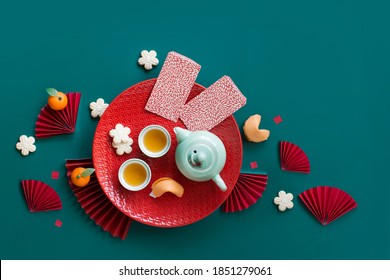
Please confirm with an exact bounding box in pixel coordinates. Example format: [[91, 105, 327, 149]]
[[212, 174, 227, 192], [174, 127, 191, 143]]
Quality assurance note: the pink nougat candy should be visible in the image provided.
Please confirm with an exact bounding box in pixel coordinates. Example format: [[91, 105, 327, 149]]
[[145, 51, 201, 121], [180, 76, 246, 131]]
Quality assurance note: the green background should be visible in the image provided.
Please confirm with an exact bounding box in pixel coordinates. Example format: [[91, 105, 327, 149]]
[[1, 0, 389, 260]]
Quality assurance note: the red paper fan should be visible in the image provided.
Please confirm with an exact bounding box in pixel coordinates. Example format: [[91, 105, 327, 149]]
[[299, 186, 357, 225], [222, 173, 268, 213], [35, 92, 81, 138], [65, 158, 132, 240], [279, 141, 310, 173], [21, 180, 62, 212]]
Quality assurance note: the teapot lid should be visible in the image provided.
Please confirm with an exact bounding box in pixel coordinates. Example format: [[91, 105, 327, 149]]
[[187, 143, 216, 172]]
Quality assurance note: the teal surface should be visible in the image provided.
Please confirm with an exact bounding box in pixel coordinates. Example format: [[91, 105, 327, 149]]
[[1, 0, 389, 260]]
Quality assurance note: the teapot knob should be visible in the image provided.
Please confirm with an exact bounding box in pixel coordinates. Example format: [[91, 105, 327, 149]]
[[190, 150, 208, 166], [197, 151, 207, 163]]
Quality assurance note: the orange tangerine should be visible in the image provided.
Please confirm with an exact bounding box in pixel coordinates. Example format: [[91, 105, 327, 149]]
[[46, 88, 68, 110], [71, 167, 95, 187]]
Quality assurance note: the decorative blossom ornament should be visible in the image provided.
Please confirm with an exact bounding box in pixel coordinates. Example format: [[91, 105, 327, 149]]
[[138, 50, 159, 70], [89, 98, 109, 118], [112, 138, 133, 155], [16, 135, 36, 156], [274, 190, 294, 211], [109, 124, 131, 145]]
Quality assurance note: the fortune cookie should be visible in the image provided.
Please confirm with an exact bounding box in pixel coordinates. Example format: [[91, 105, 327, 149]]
[[243, 114, 270, 143], [151, 177, 184, 198]]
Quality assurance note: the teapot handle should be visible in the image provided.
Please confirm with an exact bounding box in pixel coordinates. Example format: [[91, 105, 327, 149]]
[[212, 174, 227, 192]]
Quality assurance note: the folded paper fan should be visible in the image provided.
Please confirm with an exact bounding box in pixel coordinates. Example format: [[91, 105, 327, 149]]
[[65, 158, 132, 239], [299, 186, 357, 225], [279, 141, 310, 173], [35, 92, 81, 138], [21, 180, 62, 212], [222, 173, 268, 213]]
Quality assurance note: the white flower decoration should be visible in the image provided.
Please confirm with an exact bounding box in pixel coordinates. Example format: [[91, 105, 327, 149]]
[[16, 135, 36, 156], [274, 190, 294, 211], [138, 50, 159, 70], [109, 124, 131, 144], [112, 138, 133, 155], [89, 98, 109, 118]]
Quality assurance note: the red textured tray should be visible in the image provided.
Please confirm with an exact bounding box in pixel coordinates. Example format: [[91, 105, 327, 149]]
[[92, 79, 242, 227]]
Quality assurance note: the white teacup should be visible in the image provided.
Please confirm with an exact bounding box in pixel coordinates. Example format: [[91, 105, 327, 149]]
[[138, 125, 171, 158], [118, 158, 151, 191]]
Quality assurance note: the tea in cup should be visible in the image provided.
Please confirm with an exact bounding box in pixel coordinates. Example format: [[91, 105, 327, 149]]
[[138, 125, 171, 158], [118, 158, 151, 191]]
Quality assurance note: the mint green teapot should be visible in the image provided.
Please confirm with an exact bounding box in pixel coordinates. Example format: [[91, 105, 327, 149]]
[[173, 127, 227, 191]]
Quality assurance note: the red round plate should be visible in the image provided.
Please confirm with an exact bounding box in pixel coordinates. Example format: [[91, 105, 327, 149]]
[[92, 79, 242, 227]]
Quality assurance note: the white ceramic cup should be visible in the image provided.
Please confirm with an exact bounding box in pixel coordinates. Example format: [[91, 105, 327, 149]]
[[138, 125, 171, 158], [118, 158, 151, 191]]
